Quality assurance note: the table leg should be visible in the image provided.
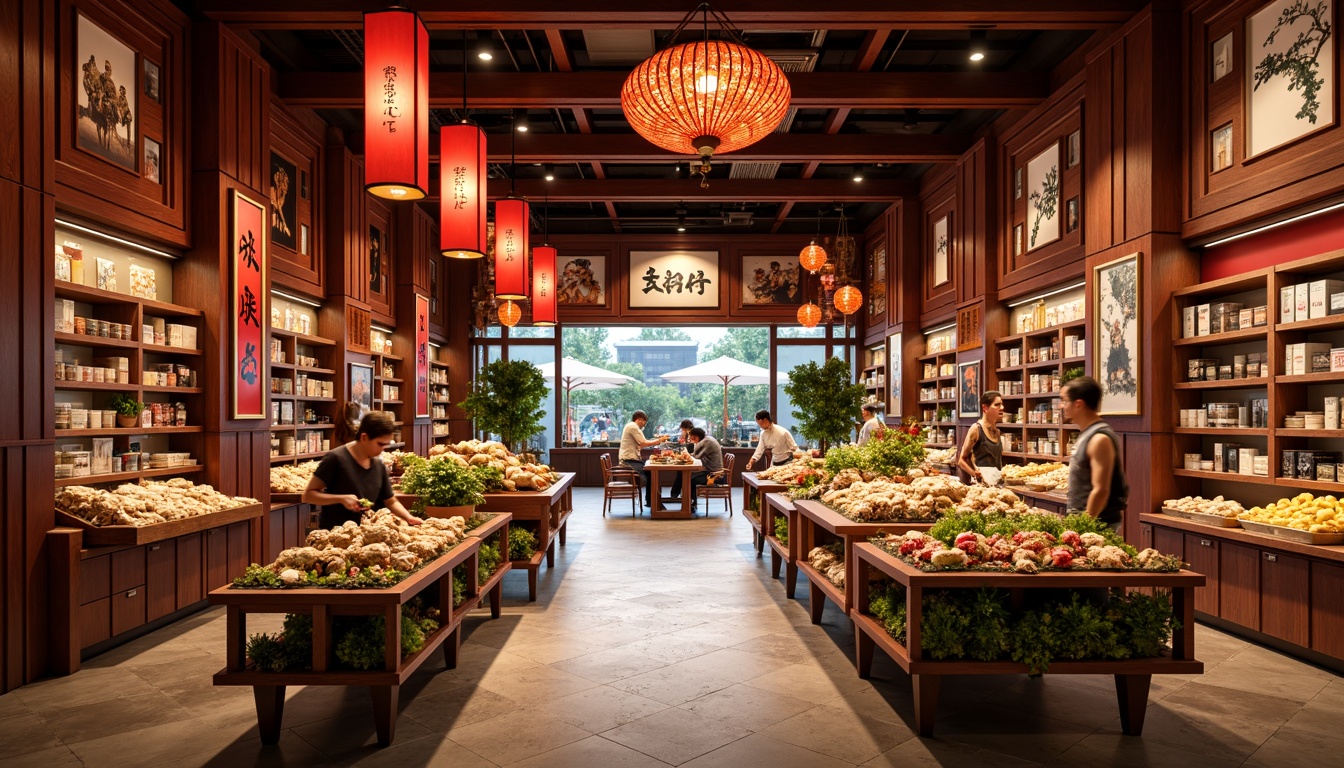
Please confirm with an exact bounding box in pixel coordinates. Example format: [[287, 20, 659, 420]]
[[809, 581, 825, 624], [1114, 674, 1152, 735], [754, 528, 764, 556], [443, 624, 461, 669], [546, 538, 556, 568], [770, 548, 781, 580], [912, 674, 941, 737], [370, 685, 398, 746], [855, 628, 874, 678], [253, 685, 286, 745], [489, 576, 504, 619], [528, 568, 538, 602], [786, 563, 798, 600], [559, 519, 567, 547]]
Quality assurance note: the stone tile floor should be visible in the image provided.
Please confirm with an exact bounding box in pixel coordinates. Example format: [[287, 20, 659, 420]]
[[2, 487, 1342, 766]]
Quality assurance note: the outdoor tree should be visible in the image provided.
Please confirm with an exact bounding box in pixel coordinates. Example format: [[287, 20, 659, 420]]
[[561, 327, 612, 366], [781, 356, 867, 450], [705, 327, 769, 366], [458, 359, 549, 453]]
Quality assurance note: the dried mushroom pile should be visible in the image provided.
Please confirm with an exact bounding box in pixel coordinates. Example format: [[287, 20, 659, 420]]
[[755, 457, 825, 482], [240, 509, 469, 588], [270, 461, 319, 494], [56, 478, 259, 527], [1163, 495, 1244, 519], [807, 542, 847, 588], [818, 470, 1026, 522], [428, 439, 558, 491], [1001, 462, 1069, 491]]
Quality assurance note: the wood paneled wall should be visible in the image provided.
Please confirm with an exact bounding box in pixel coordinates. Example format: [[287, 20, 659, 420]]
[[918, 166, 957, 326], [393, 203, 438, 455], [269, 100, 327, 295]]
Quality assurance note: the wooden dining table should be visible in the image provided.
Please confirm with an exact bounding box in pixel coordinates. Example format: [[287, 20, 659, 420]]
[[645, 458, 702, 519]]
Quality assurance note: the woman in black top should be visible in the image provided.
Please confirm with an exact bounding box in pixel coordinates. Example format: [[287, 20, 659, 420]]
[[302, 411, 422, 530], [957, 391, 1005, 484]]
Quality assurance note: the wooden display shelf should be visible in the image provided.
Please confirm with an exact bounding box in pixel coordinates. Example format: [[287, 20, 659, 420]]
[[54, 502, 263, 547], [270, 492, 305, 504], [762, 492, 800, 598], [269, 361, 295, 370], [54, 464, 203, 487], [923, 442, 954, 449], [851, 542, 1204, 737], [295, 365, 336, 375], [374, 351, 404, 362], [1172, 468, 1274, 484], [1277, 315, 1344, 333], [374, 376, 405, 384], [1277, 428, 1344, 438], [54, 380, 138, 392], [1140, 512, 1344, 565], [269, 395, 338, 403], [741, 472, 787, 556], [1172, 328, 1268, 347], [1003, 451, 1067, 461], [793, 500, 933, 625], [142, 343, 202, 356], [210, 513, 511, 747], [430, 399, 451, 405], [1276, 372, 1344, 384], [54, 331, 139, 350], [269, 326, 338, 347], [56, 280, 202, 317], [1280, 477, 1344, 494], [1173, 378, 1270, 390], [142, 385, 205, 394], [271, 451, 326, 463], [378, 399, 404, 405], [1173, 427, 1268, 436], [1024, 357, 1067, 370], [270, 423, 335, 431], [55, 425, 202, 437]]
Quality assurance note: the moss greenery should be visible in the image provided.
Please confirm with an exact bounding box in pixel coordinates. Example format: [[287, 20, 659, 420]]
[[244, 601, 439, 672], [509, 525, 538, 561], [399, 455, 487, 510], [773, 514, 789, 545]]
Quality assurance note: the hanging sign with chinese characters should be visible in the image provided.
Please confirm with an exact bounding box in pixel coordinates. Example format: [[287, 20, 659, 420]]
[[494, 197, 530, 300], [629, 250, 719, 309], [231, 190, 268, 419], [415, 293, 430, 418], [363, 8, 429, 200]]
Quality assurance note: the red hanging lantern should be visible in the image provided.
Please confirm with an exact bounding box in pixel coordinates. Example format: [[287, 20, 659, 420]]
[[799, 240, 828, 273], [440, 122, 488, 258], [531, 245, 558, 326], [834, 285, 864, 315], [498, 299, 522, 327], [494, 197, 530, 300], [363, 8, 429, 200], [797, 302, 821, 328]]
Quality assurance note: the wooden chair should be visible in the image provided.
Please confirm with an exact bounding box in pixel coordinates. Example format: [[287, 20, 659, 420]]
[[696, 453, 735, 517], [600, 452, 643, 517]]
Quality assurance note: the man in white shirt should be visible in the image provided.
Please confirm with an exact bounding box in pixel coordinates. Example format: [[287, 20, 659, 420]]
[[857, 404, 885, 446], [620, 410, 669, 506], [745, 409, 799, 470]]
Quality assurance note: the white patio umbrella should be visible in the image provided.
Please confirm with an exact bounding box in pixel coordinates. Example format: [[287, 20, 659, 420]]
[[537, 357, 637, 442], [659, 356, 788, 438]]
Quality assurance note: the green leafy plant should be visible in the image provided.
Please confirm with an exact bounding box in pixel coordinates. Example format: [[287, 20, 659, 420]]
[[935, 406, 951, 422], [773, 514, 789, 545], [927, 510, 1132, 552], [452, 572, 467, 608], [399, 455, 486, 510], [1110, 589, 1179, 658], [868, 582, 907, 643], [509, 525, 538, 561], [782, 356, 867, 451], [459, 359, 549, 453], [471, 464, 505, 492], [478, 537, 503, 583], [245, 632, 287, 672], [108, 393, 146, 417], [822, 422, 928, 477], [1060, 366, 1086, 386]]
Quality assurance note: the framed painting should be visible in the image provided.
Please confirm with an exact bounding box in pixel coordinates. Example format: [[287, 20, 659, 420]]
[[1026, 143, 1061, 252], [144, 137, 161, 184], [867, 245, 887, 321], [350, 362, 374, 411], [933, 215, 950, 286], [1212, 32, 1233, 82], [143, 59, 161, 102], [1093, 252, 1142, 415], [231, 190, 268, 419], [1211, 123, 1234, 172], [958, 360, 981, 418], [1067, 130, 1081, 168], [887, 331, 902, 418], [1066, 196, 1080, 233], [557, 255, 607, 307], [76, 12, 137, 172], [629, 250, 719, 309], [270, 152, 298, 251], [1247, 0, 1335, 158], [741, 255, 802, 306]]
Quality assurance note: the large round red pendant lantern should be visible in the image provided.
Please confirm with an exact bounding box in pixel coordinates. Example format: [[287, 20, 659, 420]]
[[494, 197, 530, 300], [531, 245, 558, 326], [799, 240, 828, 273], [834, 285, 864, 316], [620, 7, 790, 166], [498, 300, 522, 328], [797, 302, 821, 328], [440, 122, 488, 258], [363, 8, 428, 200]]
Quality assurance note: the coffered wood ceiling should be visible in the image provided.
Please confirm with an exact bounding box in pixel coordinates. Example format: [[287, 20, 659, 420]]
[[189, 0, 1129, 234]]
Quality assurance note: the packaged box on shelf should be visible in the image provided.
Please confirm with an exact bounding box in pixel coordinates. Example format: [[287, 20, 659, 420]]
[[1283, 449, 1297, 478], [1248, 351, 1265, 377], [1197, 304, 1211, 336], [1319, 463, 1338, 482], [1253, 306, 1268, 326], [91, 438, 113, 475], [1296, 451, 1336, 480], [1333, 292, 1344, 313], [1333, 348, 1344, 372], [55, 299, 74, 333], [1183, 306, 1196, 338], [1214, 442, 1225, 473], [1296, 283, 1311, 321], [1238, 308, 1254, 329], [1308, 279, 1344, 318], [1233, 354, 1246, 378], [1253, 455, 1269, 477], [142, 324, 155, 344], [1281, 286, 1297, 323], [94, 356, 129, 372], [1327, 397, 1340, 430], [1210, 302, 1243, 333], [1238, 447, 1258, 475], [1287, 342, 1333, 375], [1313, 350, 1333, 373]]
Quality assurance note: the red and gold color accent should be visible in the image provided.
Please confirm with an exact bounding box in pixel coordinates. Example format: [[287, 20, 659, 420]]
[[363, 8, 429, 200], [621, 40, 791, 158], [834, 285, 864, 315], [494, 197, 530, 300], [531, 245, 558, 326], [415, 293, 430, 418], [498, 299, 522, 327], [439, 122, 488, 258], [797, 302, 821, 328], [799, 240, 828, 273], [231, 190, 268, 419]]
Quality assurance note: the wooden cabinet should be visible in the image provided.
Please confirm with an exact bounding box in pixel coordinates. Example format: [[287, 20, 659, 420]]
[[1311, 562, 1344, 659], [177, 533, 203, 607], [79, 599, 110, 649], [146, 541, 176, 621], [80, 554, 111, 606], [111, 586, 146, 637], [1220, 541, 1261, 629], [111, 548, 145, 594], [1153, 528, 1183, 561], [1260, 551, 1309, 647], [227, 521, 250, 581], [205, 527, 229, 591], [1183, 534, 1219, 615]]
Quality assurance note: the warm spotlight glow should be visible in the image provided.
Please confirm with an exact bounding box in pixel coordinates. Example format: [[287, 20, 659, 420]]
[[498, 300, 522, 327], [797, 302, 822, 328], [834, 285, 863, 315], [799, 240, 828, 273]]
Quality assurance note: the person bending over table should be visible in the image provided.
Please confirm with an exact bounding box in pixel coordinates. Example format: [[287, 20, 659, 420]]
[[684, 427, 724, 514], [745, 409, 799, 471], [619, 410, 670, 507], [302, 411, 422, 530]]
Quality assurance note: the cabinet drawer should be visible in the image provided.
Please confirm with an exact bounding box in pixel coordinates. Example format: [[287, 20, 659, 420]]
[[1311, 562, 1344, 659], [79, 554, 111, 605], [177, 533, 203, 607], [227, 521, 250, 581], [111, 547, 146, 594], [1260, 551, 1309, 647], [1183, 533, 1219, 615], [146, 541, 176, 622], [79, 597, 110, 648], [205, 527, 229, 591], [1154, 528, 1183, 561], [111, 587, 146, 637], [1220, 541, 1261, 629]]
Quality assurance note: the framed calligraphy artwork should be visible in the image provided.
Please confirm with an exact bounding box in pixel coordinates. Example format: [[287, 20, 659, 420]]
[[231, 190, 268, 419], [629, 250, 719, 309], [1093, 252, 1141, 416], [415, 293, 430, 418]]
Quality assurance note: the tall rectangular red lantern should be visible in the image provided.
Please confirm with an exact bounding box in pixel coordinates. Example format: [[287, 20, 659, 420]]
[[531, 245, 558, 326], [364, 8, 428, 200], [440, 122, 488, 258], [494, 197, 530, 300]]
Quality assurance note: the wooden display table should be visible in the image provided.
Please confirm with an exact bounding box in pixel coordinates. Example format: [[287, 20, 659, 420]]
[[548, 446, 756, 488], [479, 472, 575, 601], [210, 512, 512, 747], [55, 502, 265, 547], [792, 500, 934, 625], [646, 459, 701, 519], [741, 472, 787, 555], [762, 492, 800, 597], [851, 542, 1204, 737], [1012, 487, 1070, 515]]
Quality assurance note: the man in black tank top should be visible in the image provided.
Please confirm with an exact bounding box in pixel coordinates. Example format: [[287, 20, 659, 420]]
[[1061, 377, 1129, 528]]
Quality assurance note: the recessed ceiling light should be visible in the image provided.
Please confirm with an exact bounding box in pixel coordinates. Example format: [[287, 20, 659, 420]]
[[969, 30, 987, 62]]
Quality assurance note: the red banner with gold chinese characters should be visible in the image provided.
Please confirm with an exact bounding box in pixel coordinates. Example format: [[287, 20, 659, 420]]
[[415, 293, 430, 418], [494, 197, 530, 300], [231, 190, 268, 419]]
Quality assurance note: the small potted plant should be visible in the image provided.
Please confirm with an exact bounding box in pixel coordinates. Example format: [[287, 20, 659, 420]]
[[109, 394, 146, 428], [398, 455, 486, 518]]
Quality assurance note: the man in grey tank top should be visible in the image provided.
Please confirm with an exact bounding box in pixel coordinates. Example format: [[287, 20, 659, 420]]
[[1061, 376, 1129, 529]]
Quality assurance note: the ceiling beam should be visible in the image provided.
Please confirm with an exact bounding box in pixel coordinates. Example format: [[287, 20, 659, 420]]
[[278, 71, 1048, 109], [448, 178, 916, 203], [200, 1, 1142, 30], [349, 132, 973, 163]]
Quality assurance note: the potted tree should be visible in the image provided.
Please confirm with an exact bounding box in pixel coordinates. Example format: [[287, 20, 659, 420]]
[[109, 394, 146, 428], [459, 359, 549, 454], [398, 455, 486, 518], [781, 356, 867, 452]]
